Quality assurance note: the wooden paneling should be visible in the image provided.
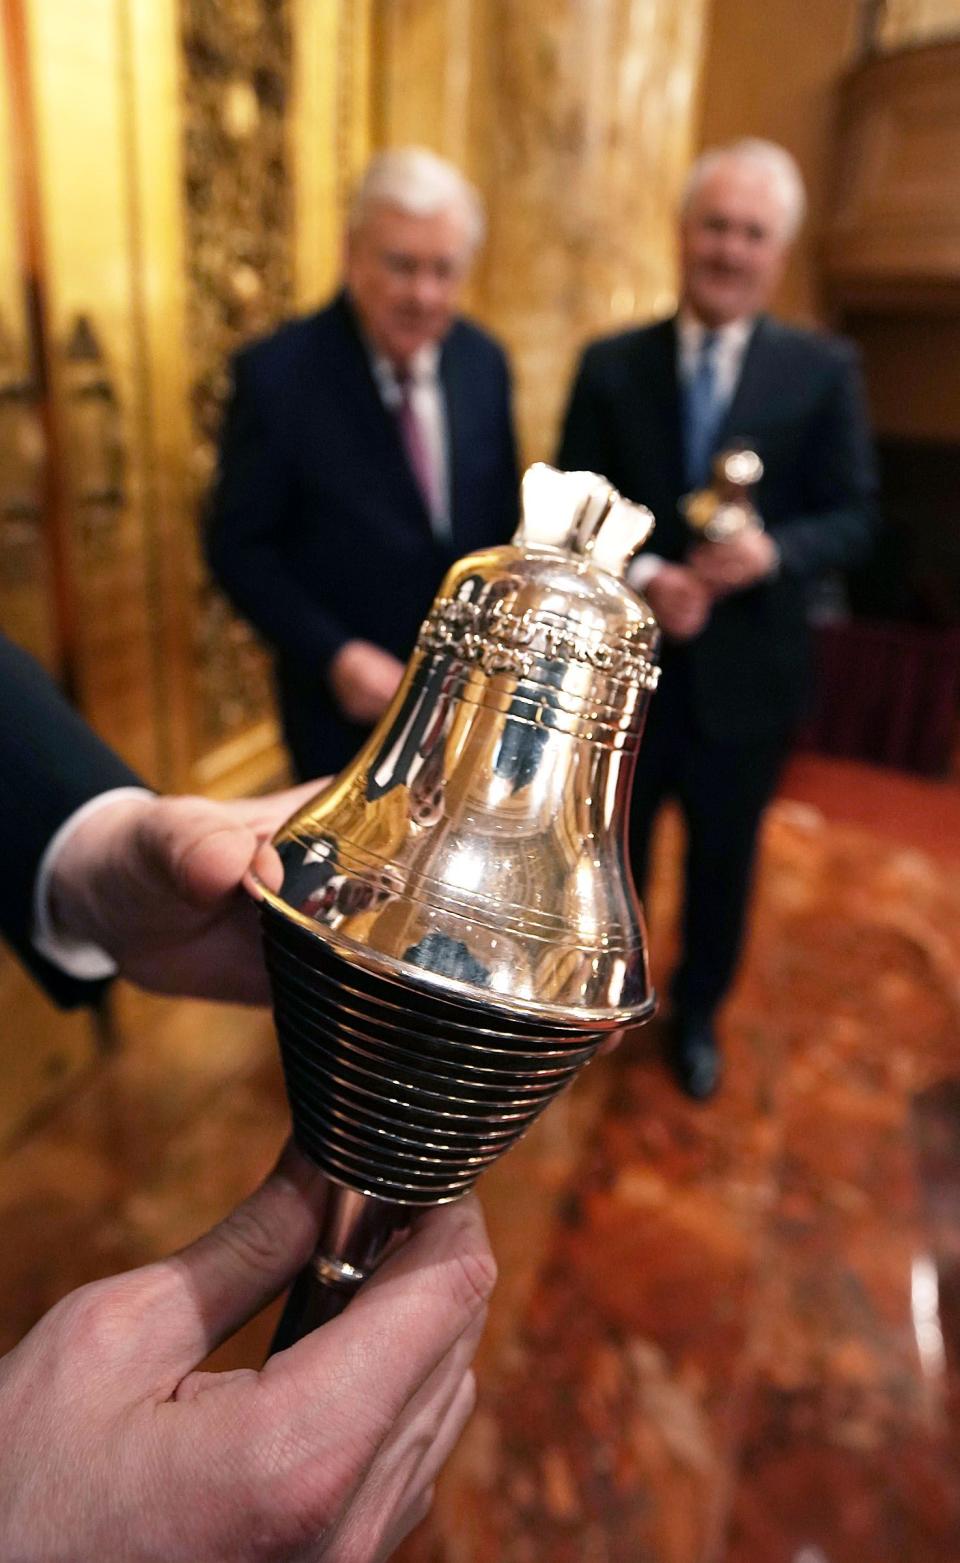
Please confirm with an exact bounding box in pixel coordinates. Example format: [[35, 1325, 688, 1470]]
[[696, 0, 862, 326], [848, 313, 960, 438], [824, 39, 960, 305]]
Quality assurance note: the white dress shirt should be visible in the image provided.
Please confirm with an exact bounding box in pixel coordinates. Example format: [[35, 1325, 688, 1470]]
[[676, 310, 754, 411], [32, 787, 153, 979], [627, 311, 756, 594]]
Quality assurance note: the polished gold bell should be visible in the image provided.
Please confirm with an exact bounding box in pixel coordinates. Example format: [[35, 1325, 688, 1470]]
[[683, 445, 764, 542], [257, 464, 662, 1344]]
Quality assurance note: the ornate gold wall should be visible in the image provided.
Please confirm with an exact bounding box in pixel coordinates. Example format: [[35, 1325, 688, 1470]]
[[179, 0, 297, 774], [174, 0, 373, 795], [0, 0, 372, 1142], [178, 0, 373, 793], [372, 0, 710, 460]]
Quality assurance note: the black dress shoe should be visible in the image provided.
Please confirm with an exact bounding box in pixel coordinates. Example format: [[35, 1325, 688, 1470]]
[[671, 1013, 722, 1101]]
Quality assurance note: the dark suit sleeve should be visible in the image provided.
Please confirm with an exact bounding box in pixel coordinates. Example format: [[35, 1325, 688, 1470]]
[[556, 346, 621, 481], [205, 352, 351, 672], [0, 636, 143, 1007], [768, 343, 878, 579]]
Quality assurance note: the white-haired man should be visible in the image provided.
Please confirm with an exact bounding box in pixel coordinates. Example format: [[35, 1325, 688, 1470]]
[[558, 138, 877, 1099], [208, 146, 519, 778]]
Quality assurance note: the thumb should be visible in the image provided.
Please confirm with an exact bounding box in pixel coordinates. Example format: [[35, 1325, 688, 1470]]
[[144, 797, 266, 908], [260, 1195, 496, 1450], [136, 1143, 329, 1385], [157, 786, 325, 905]]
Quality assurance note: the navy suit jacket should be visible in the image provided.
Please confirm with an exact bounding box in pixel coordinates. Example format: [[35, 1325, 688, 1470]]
[[558, 314, 878, 743], [206, 292, 520, 774], [0, 635, 140, 1006]]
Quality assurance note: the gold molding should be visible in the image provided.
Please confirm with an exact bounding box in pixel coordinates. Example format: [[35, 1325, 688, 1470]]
[[292, 0, 374, 310]]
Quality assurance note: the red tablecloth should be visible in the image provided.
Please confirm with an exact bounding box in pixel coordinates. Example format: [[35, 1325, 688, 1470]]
[[803, 620, 960, 776]]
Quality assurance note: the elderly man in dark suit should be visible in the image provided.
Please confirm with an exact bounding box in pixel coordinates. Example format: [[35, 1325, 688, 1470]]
[[207, 146, 519, 780], [558, 138, 877, 1099]]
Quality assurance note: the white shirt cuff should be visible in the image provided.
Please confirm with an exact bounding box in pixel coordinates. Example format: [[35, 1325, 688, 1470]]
[[627, 553, 666, 593], [33, 787, 154, 980]]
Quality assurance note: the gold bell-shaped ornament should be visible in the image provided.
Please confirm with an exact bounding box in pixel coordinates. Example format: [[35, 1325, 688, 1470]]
[[257, 463, 662, 1347], [682, 444, 764, 543]]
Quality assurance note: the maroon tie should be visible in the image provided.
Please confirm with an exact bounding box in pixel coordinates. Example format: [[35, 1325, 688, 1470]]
[[394, 369, 439, 519]]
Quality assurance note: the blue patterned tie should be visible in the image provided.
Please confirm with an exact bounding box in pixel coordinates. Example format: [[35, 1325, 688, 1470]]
[[682, 329, 721, 490]]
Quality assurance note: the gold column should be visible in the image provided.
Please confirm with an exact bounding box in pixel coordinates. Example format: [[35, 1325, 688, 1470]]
[[370, 0, 491, 326], [292, 0, 374, 311], [480, 0, 709, 459], [22, 0, 164, 779], [373, 0, 475, 165], [372, 0, 710, 459]]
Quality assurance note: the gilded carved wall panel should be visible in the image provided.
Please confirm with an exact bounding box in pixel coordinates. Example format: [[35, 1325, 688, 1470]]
[[179, 0, 295, 751], [23, 0, 168, 779], [292, 0, 373, 309]]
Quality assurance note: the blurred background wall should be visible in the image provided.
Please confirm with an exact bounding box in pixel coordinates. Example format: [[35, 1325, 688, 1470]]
[[1, 0, 959, 1134], [373, 0, 710, 459]]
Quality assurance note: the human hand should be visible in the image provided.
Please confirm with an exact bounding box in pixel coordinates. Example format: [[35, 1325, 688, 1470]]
[[645, 563, 712, 640], [47, 782, 323, 1002], [688, 530, 779, 596], [329, 640, 404, 726], [0, 1143, 495, 1562]]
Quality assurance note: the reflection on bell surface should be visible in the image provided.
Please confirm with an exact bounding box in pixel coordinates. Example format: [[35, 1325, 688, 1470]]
[[257, 463, 662, 1346]]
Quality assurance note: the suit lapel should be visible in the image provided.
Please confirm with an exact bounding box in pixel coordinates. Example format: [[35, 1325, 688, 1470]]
[[638, 317, 686, 498], [439, 328, 464, 544], [715, 314, 772, 447], [323, 294, 392, 435], [325, 294, 434, 531]]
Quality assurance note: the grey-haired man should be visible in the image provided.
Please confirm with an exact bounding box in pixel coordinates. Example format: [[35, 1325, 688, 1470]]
[[559, 139, 877, 1099], [208, 146, 519, 779]]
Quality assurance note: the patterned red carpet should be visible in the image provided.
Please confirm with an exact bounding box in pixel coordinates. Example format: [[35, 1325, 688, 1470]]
[[0, 760, 957, 1562], [395, 786, 960, 1563]]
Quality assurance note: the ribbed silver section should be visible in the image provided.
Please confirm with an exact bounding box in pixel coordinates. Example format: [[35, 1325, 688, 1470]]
[[263, 905, 606, 1206]]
